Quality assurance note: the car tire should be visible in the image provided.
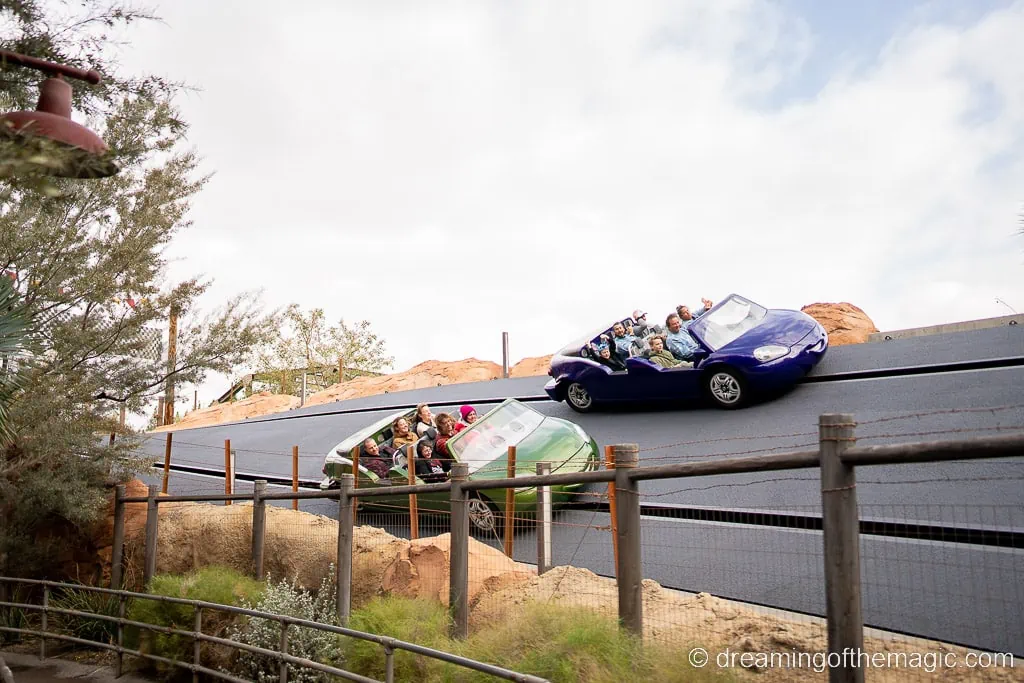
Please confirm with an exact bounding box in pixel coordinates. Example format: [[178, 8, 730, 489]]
[[704, 367, 746, 409], [565, 382, 594, 413], [467, 494, 503, 536]]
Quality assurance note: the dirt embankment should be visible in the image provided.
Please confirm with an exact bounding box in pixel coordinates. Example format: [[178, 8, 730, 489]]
[[120, 501, 1017, 683]]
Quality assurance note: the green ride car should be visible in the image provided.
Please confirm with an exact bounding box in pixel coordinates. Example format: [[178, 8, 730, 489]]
[[319, 398, 600, 533]]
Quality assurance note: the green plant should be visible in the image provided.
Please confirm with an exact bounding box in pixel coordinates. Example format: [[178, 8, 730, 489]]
[[227, 570, 339, 683], [342, 596, 452, 681], [127, 566, 263, 681], [51, 585, 125, 645], [0, 584, 31, 645], [443, 602, 735, 683]]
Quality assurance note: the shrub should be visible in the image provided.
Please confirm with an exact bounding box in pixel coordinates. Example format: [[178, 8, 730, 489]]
[[444, 602, 735, 683], [51, 585, 124, 645], [127, 566, 264, 681], [342, 596, 452, 681], [227, 570, 339, 683]]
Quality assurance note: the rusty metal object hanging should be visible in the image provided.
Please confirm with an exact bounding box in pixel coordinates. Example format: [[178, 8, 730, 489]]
[[0, 49, 120, 178]]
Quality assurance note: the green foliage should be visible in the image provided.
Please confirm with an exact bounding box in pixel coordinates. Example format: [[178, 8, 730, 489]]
[[227, 571, 339, 683], [0, 276, 31, 446], [340, 598, 733, 683], [128, 566, 264, 681], [51, 585, 123, 645], [342, 596, 452, 681], [255, 305, 393, 395], [0, 1, 280, 583]]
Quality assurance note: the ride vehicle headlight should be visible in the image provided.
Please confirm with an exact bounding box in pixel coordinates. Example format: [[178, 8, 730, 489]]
[[753, 345, 789, 362]]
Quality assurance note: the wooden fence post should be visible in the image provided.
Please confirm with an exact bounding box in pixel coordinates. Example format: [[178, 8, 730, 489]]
[[292, 446, 299, 511], [162, 432, 173, 494], [336, 474, 355, 625], [819, 413, 863, 683], [110, 484, 126, 590], [449, 462, 470, 639], [224, 439, 232, 506], [351, 446, 360, 525], [408, 445, 419, 540], [143, 484, 159, 587], [605, 445, 618, 579], [252, 480, 267, 580], [536, 462, 552, 575], [614, 444, 642, 636], [503, 445, 516, 557]]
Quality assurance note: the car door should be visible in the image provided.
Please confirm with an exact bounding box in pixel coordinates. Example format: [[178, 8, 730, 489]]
[[624, 358, 702, 400]]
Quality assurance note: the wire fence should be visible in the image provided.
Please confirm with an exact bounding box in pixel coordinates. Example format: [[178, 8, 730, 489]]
[[40, 409, 1022, 681]]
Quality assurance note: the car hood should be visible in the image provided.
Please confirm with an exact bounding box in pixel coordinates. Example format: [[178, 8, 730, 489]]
[[696, 309, 818, 353], [467, 417, 592, 481]]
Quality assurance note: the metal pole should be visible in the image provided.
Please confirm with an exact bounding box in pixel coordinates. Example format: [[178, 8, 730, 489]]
[[536, 462, 552, 575], [115, 595, 125, 676], [614, 444, 642, 636], [193, 390, 197, 411], [605, 445, 618, 579], [110, 484, 126, 590], [408, 445, 419, 540], [162, 432, 173, 494], [192, 606, 202, 683], [143, 484, 159, 586], [301, 372, 307, 406], [336, 475, 354, 625], [501, 332, 509, 378], [819, 413, 864, 683], [252, 480, 267, 580], [230, 449, 236, 503], [224, 440, 232, 506], [278, 621, 289, 683], [292, 446, 299, 511], [40, 586, 48, 660], [449, 462, 470, 639], [503, 446, 516, 557]]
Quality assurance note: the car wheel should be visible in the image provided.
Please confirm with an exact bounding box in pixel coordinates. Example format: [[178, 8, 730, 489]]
[[467, 494, 502, 536], [704, 367, 746, 409], [565, 382, 593, 413]]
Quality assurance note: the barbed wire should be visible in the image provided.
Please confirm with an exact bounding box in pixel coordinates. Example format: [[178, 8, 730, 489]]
[[856, 426, 1024, 441], [856, 404, 1024, 425]]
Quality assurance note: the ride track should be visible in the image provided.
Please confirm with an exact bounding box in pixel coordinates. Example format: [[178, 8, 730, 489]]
[[134, 323, 1024, 656]]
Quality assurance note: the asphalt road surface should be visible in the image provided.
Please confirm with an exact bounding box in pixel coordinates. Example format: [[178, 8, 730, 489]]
[[133, 323, 1024, 655]]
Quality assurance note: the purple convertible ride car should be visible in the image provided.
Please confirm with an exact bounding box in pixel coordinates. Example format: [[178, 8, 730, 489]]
[[544, 294, 828, 412]]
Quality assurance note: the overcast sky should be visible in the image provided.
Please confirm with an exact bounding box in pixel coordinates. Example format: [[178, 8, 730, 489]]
[[104, 0, 1024, 406]]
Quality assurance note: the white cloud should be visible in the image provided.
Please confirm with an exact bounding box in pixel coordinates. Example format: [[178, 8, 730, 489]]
[[105, 0, 1024, 409]]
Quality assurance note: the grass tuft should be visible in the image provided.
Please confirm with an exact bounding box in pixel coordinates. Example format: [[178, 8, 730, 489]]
[[341, 596, 452, 680]]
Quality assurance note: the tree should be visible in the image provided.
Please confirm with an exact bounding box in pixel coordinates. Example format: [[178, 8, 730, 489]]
[[0, 1, 279, 582], [0, 277, 31, 446], [255, 305, 393, 394]]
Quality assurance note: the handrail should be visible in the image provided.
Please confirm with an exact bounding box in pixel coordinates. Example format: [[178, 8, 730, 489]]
[[0, 577, 550, 683]]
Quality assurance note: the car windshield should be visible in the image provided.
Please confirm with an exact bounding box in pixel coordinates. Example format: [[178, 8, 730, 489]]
[[694, 296, 767, 350], [448, 401, 546, 474]]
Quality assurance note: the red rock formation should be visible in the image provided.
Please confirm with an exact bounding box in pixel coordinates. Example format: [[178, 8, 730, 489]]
[[801, 303, 879, 345], [509, 355, 553, 378]]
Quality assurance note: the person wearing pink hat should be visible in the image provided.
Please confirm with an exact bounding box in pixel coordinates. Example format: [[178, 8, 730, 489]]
[[455, 405, 478, 433]]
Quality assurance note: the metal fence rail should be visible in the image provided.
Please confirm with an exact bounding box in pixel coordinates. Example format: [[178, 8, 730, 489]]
[[106, 413, 1024, 682], [0, 577, 549, 683]]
